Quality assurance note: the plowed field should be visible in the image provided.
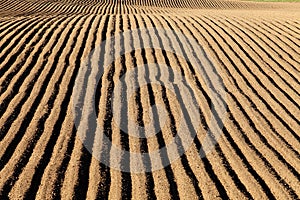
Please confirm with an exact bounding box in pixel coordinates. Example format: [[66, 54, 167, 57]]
[[0, 0, 299, 199]]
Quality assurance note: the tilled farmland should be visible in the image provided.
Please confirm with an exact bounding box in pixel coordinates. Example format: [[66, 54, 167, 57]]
[[0, 0, 299, 199]]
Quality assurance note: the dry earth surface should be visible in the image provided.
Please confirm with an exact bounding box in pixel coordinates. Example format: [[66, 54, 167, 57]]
[[0, 0, 299, 199]]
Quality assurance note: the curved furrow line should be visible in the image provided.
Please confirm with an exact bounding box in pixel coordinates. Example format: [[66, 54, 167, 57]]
[[198, 16, 300, 171], [89, 2, 106, 13], [0, 0, 11, 10], [127, 3, 136, 14], [116, 1, 121, 14], [93, 15, 128, 199], [0, 18, 42, 53], [47, 3, 69, 14], [43, 3, 64, 15], [94, 1, 105, 14], [175, 9, 299, 173], [57, 14, 109, 200], [62, 4, 79, 15], [0, 16, 86, 198], [284, 20, 300, 34], [54, 6, 73, 15], [68, 4, 86, 14], [0, 0, 104, 16], [94, 30, 115, 199], [0, 15, 82, 172], [213, 17, 300, 155], [153, 14, 233, 199], [181, 15, 284, 199], [237, 17, 300, 72], [36, 125, 77, 199], [186, 16, 300, 198], [37, 2, 60, 15], [184, 15, 293, 198], [0, 18, 61, 127], [0, 0, 25, 13], [104, 2, 115, 15], [114, 1, 121, 14], [225, 91, 300, 198], [37, 15, 106, 200], [122, 2, 129, 14], [222, 102, 290, 199], [219, 16, 300, 96], [87, 2, 99, 14], [9, 1, 42, 16], [147, 14, 218, 199], [195, 16, 300, 134], [60, 15, 115, 200], [20, 1, 45, 13], [144, 13, 204, 199], [271, 20, 300, 43], [129, 49, 154, 199], [38, 16, 98, 200], [35, 2, 56, 14], [119, 2, 123, 14], [0, 18, 27, 37], [122, 15, 158, 199], [214, 126, 273, 199], [0, 17, 69, 139], [0, 17, 44, 71], [1, 0, 24, 12], [257, 20, 300, 60], [122, 15, 157, 199], [24, 2, 51, 15], [43, 14, 96, 200], [8, 15, 99, 200], [265, 20, 300, 45], [204, 17, 300, 118], [119, 2, 125, 14], [147, 53, 185, 200], [147, 14, 203, 199], [204, 17, 299, 109], [225, 18, 300, 97], [163, 14, 258, 199], [57, 3, 77, 15], [92, 3, 101, 13], [101, 2, 112, 15], [207, 17, 298, 147], [0, 1, 299, 199], [202, 16, 300, 120], [155, 16, 232, 198], [34, 2, 79, 16], [171, 15, 272, 199], [0, 16, 67, 100], [44, 2, 65, 14], [70, 4, 85, 13], [123, 2, 131, 14], [126, 3, 132, 14], [191, 17, 299, 146], [96, 2, 106, 15], [113, 16, 133, 200], [122, 15, 173, 200], [132, 15, 182, 199], [107, 0, 115, 14]]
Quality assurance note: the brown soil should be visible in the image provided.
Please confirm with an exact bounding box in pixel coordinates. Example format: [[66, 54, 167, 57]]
[[0, 0, 299, 199]]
